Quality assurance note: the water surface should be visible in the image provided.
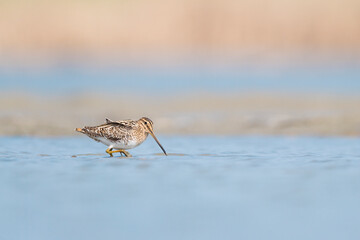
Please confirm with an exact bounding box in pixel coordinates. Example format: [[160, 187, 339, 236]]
[[0, 136, 359, 240]]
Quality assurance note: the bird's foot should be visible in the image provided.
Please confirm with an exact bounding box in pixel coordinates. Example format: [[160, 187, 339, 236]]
[[122, 150, 132, 157], [106, 148, 114, 157], [106, 149, 132, 157]]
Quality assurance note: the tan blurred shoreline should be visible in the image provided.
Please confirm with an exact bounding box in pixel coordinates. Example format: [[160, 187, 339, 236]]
[[1, 0, 359, 136], [1, 93, 359, 136], [0, 0, 359, 63]]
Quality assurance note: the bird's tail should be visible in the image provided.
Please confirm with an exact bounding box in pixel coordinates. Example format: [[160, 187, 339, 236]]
[[75, 128, 85, 133]]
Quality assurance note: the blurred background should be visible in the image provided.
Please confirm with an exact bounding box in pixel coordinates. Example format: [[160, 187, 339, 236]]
[[0, 0, 359, 136]]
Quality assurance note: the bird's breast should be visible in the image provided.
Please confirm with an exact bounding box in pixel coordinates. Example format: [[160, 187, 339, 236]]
[[95, 135, 147, 150]]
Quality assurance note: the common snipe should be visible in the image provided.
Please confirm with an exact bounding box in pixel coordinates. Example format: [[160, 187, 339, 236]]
[[76, 117, 167, 157]]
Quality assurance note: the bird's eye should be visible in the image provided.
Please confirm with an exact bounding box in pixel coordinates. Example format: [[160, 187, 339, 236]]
[[144, 122, 147, 125]]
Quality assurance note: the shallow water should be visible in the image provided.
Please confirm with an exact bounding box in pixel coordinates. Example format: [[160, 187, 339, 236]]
[[0, 136, 359, 240]]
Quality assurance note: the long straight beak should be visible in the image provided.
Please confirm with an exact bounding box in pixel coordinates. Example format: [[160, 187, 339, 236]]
[[148, 129, 167, 156]]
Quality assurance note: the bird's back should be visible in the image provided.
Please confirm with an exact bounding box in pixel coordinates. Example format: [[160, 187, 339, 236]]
[[77, 120, 137, 142]]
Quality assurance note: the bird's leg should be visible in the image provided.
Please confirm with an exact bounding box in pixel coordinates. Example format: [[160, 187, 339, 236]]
[[106, 149, 132, 157], [122, 150, 132, 157], [106, 148, 114, 157]]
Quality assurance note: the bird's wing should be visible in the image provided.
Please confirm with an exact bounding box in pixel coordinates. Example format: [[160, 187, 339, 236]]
[[105, 118, 136, 127], [83, 124, 130, 141], [102, 119, 135, 129], [105, 118, 114, 123], [82, 120, 136, 141]]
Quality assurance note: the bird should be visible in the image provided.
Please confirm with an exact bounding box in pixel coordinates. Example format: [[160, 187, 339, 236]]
[[76, 117, 167, 157]]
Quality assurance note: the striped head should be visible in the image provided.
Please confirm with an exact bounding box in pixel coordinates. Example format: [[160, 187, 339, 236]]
[[138, 117, 167, 156], [138, 117, 154, 133]]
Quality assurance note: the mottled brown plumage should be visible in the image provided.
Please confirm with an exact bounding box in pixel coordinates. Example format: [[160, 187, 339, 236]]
[[76, 117, 166, 157]]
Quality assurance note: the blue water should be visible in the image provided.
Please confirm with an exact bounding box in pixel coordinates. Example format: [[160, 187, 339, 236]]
[[0, 136, 359, 240], [1, 64, 360, 95]]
